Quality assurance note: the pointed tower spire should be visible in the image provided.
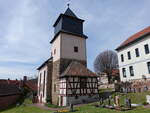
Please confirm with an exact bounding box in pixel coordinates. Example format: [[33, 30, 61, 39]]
[[64, 7, 77, 18]]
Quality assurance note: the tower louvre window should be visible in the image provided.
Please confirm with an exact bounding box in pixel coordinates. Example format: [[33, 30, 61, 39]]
[[74, 46, 78, 52]]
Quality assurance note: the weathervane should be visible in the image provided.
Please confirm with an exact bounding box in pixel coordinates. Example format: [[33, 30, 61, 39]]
[[67, 0, 71, 8]]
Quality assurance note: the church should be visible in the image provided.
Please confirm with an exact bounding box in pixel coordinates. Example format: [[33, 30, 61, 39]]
[[37, 7, 99, 106]]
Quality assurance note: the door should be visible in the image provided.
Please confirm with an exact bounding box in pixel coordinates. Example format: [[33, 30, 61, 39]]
[[60, 96, 63, 106]]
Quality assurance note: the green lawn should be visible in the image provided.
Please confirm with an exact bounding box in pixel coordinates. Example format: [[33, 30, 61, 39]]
[[74, 104, 150, 113], [0, 105, 52, 113], [1, 91, 150, 113], [1, 104, 150, 113]]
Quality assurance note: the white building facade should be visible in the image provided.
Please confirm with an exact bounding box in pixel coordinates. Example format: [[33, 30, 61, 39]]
[[116, 26, 150, 82]]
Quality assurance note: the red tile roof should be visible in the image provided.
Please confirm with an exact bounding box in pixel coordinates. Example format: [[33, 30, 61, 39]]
[[0, 80, 21, 96], [24, 80, 37, 92], [116, 26, 150, 50], [61, 61, 98, 77], [0, 78, 37, 96]]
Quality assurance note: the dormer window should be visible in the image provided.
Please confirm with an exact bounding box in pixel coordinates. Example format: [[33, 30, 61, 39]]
[[74, 46, 78, 52]]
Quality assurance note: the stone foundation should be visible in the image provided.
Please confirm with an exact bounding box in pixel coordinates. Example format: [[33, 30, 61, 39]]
[[116, 78, 150, 93]]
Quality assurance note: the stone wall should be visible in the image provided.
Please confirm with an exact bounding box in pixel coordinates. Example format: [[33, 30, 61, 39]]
[[115, 78, 150, 92], [52, 60, 60, 105], [51, 58, 87, 105], [46, 60, 53, 103]]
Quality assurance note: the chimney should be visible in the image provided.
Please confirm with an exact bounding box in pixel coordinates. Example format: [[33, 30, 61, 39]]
[[23, 76, 27, 83], [7, 78, 10, 84]]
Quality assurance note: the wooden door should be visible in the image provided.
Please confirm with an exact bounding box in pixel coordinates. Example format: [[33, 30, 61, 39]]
[[60, 96, 63, 106]]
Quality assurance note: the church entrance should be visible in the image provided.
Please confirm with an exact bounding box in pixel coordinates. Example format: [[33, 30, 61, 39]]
[[60, 96, 63, 106]]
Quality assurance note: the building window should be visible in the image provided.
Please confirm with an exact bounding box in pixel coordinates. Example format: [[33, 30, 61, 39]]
[[144, 44, 149, 54], [80, 78, 87, 89], [121, 54, 124, 62], [135, 48, 140, 57], [54, 49, 56, 55], [122, 68, 126, 77], [74, 46, 78, 52], [127, 51, 131, 60], [147, 62, 150, 74], [129, 66, 134, 76]]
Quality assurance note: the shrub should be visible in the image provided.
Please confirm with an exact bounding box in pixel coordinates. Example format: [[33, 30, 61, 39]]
[[142, 102, 149, 105]]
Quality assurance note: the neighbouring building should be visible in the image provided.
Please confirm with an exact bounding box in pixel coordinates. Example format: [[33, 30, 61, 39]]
[[0, 76, 37, 109], [98, 69, 120, 89], [116, 26, 150, 82], [37, 7, 99, 106]]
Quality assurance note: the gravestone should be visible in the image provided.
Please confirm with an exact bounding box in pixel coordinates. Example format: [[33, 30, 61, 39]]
[[115, 95, 120, 107], [69, 103, 74, 112], [146, 95, 150, 104], [125, 98, 131, 108]]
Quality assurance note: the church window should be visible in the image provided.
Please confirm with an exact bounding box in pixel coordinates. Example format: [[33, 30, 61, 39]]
[[43, 71, 46, 97], [74, 46, 78, 52], [38, 73, 42, 95], [54, 84, 56, 92], [54, 49, 56, 55]]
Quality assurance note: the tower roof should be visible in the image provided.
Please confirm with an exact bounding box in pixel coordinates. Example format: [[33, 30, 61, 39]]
[[64, 8, 77, 18], [53, 8, 84, 27]]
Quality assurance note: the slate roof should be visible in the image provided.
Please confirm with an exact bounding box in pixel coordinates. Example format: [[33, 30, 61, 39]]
[[37, 57, 52, 70], [116, 26, 150, 51], [53, 8, 84, 27], [64, 8, 77, 18], [61, 61, 98, 77]]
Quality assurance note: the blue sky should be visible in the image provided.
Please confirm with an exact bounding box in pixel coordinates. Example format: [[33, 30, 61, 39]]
[[0, 0, 150, 79]]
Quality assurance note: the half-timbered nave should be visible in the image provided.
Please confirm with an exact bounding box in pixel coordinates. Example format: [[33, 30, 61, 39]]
[[58, 61, 99, 106]]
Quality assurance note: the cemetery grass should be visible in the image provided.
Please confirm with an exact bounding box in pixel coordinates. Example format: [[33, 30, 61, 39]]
[[113, 91, 150, 105], [0, 105, 52, 113], [1, 91, 150, 113]]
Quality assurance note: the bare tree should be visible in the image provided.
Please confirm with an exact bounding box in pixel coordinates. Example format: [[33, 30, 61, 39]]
[[94, 50, 118, 83]]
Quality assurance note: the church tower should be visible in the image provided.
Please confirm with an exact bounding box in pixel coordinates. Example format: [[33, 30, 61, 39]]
[[37, 7, 98, 106], [50, 7, 88, 105]]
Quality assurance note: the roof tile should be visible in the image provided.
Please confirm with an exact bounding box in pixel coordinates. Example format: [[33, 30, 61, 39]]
[[116, 26, 150, 50], [61, 61, 97, 77]]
